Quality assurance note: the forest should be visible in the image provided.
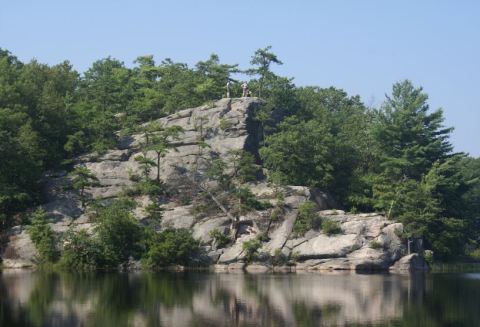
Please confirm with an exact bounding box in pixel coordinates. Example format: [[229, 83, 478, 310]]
[[0, 46, 479, 264]]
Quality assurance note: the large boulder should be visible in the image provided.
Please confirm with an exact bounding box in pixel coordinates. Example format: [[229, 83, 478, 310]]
[[217, 234, 256, 264], [1, 227, 37, 268], [389, 253, 429, 272], [192, 216, 230, 244], [294, 234, 363, 259], [161, 206, 196, 229]]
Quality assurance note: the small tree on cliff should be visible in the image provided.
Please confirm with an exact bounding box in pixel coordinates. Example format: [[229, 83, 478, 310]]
[[134, 154, 157, 181], [146, 125, 184, 182], [70, 167, 99, 208], [227, 149, 260, 183], [247, 46, 283, 98]]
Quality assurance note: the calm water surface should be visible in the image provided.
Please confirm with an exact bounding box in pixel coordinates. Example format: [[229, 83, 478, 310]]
[[0, 270, 479, 327]]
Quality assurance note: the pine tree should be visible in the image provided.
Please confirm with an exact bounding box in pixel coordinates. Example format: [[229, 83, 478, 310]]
[[374, 80, 454, 181], [70, 167, 99, 208]]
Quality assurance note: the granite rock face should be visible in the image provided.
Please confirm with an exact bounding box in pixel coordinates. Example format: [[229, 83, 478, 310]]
[[0, 98, 423, 272], [389, 253, 429, 272]]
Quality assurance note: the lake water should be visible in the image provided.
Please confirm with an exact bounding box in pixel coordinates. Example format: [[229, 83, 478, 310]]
[[0, 271, 479, 327]]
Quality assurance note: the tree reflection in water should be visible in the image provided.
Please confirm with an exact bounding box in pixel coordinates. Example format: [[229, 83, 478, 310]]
[[0, 270, 480, 326]]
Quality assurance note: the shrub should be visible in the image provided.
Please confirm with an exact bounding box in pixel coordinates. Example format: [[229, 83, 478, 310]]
[[135, 181, 165, 196], [293, 201, 320, 236], [95, 198, 145, 268], [322, 219, 342, 235], [144, 229, 200, 268], [27, 209, 57, 263], [59, 230, 102, 270], [209, 228, 229, 248], [348, 206, 358, 214], [219, 118, 232, 131], [424, 249, 434, 264], [128, 171, 141, 182], [369, 240, 383, 250], [144, 202, 163, 226], [234, 186, 269, 214], [270, 206, 283, 222], [242, 238, 262, 262], [272, 248, 288, 266], [469, 248, 480, 261], [237, 152, 260, 183]]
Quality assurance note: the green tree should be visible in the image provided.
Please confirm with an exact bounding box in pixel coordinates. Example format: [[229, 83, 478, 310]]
[[134, 154, 157, 181], [59, 229, 102, 270], [260, 117, 334, 188], [95, 198, 144, 268], [293, 201, 319, 236], [227, 149, 260, 183], [373, 80, 454, 182], [247, 46, 283, 98], [195, 54, 239, 100], [70, 167, 99, 208], [145, 124, 184, 182], [27, 208, 57, 263], [144, 229, 200, 268]]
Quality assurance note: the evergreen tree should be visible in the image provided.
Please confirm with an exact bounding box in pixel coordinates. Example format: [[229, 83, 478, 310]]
[[70, 167, 99, 208], [374, 80, 454, 181], [144, 123, 184, 182], [247, 46, 283, 98]]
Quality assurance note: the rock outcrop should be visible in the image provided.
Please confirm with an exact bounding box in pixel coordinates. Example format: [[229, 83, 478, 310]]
[[0, 98, 424, 272], [389, 253, 429, 272]]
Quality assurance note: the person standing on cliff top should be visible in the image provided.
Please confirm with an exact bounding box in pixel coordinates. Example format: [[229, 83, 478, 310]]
[[226, 80, 233, 98], [241, 81, 249, 97]]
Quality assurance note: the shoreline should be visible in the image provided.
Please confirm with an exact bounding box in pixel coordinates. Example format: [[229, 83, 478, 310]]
[[3, 261, 480, 274]]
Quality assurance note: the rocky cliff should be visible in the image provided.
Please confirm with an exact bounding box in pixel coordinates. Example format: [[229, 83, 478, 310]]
[[0, 98, 425, 272]]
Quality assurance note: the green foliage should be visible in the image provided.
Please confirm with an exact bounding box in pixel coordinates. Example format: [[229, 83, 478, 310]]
[[293, 201, 319, 236], [94, 198, 145, 268], [219, 118, 232, 131], [209, 228, 229, 248], [242, 238, 262, 262], [134, 154, 156, 181], [469, 248, 480, 262], [369, 241, 383, 250], [234, 186, 269, 214], [69, 166, 99, 208], [144, 202, 163, 226], [133, 180, 165, 197], [261, 117, 334, 188], [143, 123, 184, 182], [247, 46, 283, 98], [236, 151, 260, 183], [144, 229, 200, 268], [374, 80, 453, 181], [205, 158, 229, 188], [321, 219, 342, 235], [59, 230, 102, 270], [260, 87, 371, 204], [27, 209, 57, 263]]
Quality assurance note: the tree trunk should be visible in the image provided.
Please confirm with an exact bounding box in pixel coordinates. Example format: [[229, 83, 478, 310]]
[[80, 187, 85, 208], [156, 153, 160, 182], [184, 174, 239, 240]]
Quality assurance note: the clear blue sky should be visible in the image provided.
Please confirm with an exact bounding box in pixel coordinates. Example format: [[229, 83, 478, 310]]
[[1, 1, 479, 157]]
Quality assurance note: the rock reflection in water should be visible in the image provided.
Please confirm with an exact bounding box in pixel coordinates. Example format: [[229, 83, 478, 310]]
[[0, 270, 461, 327]]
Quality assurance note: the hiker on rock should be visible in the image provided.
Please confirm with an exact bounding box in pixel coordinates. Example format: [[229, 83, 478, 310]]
[[226, 80, 233, 98], [241, 81, 249, 97]]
